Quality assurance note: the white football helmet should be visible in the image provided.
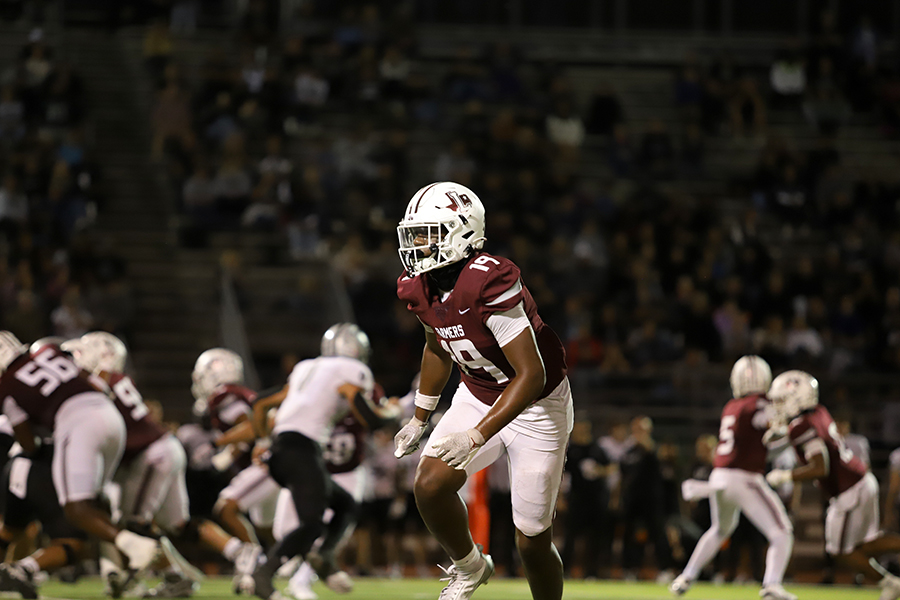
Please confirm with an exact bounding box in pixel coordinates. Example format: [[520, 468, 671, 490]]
[[61, 331, 128, 374], [769, 370, 819, 421], [30, 336, 66, 354], [729, 355, 772, 398], [397, 181, 486, 275], [321, 323, 371, 364], [0, 331, 26, 373], [191, 348, 244, 402]]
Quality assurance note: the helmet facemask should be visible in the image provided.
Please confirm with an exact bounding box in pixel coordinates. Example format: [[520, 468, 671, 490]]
[[397, 182, 486, 276]]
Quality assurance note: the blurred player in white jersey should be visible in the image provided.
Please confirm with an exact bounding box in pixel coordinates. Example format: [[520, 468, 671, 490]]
[[246, 324, 396, 600]]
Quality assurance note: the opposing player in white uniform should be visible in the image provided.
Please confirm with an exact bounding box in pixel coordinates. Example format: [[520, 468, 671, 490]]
[[248, 324, 386, 600], [671, 356, 794, 600]]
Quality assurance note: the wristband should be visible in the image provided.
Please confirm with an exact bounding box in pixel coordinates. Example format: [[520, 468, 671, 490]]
[[414, 390, 440, 411]]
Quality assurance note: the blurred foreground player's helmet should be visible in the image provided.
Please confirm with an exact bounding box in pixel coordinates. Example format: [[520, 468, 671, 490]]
[[191, 348, 244, 402], [30, 336, 66, 354], [729, 355, 772, 398], [321, 323, 371, 365], [62, 331, 128, 374], [769, 370, 819, 421], [397, 181, 486, 275]]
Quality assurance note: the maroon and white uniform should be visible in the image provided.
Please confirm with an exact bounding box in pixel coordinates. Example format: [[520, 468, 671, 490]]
[[0, 345, 125, 505], [397, 252, 573, 537], [680, 394, 793, 588], [209, 384, 257, 432], [107, 373, 190, 531], [788, 405, 878, 555]]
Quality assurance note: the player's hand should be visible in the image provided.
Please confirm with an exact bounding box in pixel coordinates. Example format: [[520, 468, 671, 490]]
[[762, 424, 788, 446], [211, 447, 235, 472], [431, 428, 485, 469], [766, 469, 793, 487], [394, 416, 427, 458]]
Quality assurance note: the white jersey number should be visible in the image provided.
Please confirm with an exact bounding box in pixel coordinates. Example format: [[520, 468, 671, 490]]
[[440, 338, 508, 384], [323, 432, 356, 466], [15, 353, 79, 396], [717, 415, 737, 456], [113, 377, 149, 420]]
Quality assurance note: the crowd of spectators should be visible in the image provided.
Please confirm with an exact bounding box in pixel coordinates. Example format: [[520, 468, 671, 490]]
[[145, 4, 900, 405], [0, 28, 134, 346]]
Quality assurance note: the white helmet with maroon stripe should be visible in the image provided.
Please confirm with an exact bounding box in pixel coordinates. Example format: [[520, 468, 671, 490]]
[[397, 181, 486, 275], [0, 331, 26, 373], [191, 348, 243, 402], [769, 370, 818, 421], [61, 331, 127, 374], [729, 355, 772, 398]]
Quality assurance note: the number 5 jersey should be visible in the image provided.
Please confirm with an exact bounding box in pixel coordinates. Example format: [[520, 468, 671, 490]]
[[397, 252, 567, 406]]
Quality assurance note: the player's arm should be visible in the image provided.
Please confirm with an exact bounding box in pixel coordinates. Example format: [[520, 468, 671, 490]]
[[250, 385, 288, 437], [415, 328, 453, 422], [216, 419, 257, 447], [767, 437, 828, 487], [473, 327, 545, 442], [11, 420, 35, 454]]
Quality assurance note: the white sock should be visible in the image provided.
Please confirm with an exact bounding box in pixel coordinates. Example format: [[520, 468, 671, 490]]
[[682, 529, 726, 581], [452, 546, 482, 573], [223, 538, 242, 562], [761, 531, 793, 588], [18, 557, 39, 575], [290, 562, 315, 588]]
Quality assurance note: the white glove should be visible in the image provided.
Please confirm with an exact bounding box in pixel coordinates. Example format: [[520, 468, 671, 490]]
[[681, 479, 712, 501], [762, 424, 788, 446], [431, 428, 485, 469], [394, 417, 427, 458], [211, 447, 235, 472], [766, 469, 793, 488]]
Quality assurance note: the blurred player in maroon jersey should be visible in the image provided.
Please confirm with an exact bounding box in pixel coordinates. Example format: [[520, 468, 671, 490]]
[[393, 182, 572, 600], [0, 332, 160, 594], [766, 370, 900, 600], [671, 356, 795, 600], [64, 333, 255, 597]]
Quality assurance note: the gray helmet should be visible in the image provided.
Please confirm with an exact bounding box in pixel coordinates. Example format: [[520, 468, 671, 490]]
[[321, 323, 371, 364]]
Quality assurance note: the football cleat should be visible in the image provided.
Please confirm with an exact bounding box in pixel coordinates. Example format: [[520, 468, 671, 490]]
[[323, 571, 353, 594], [143, 572, 198, 598], [0, 563, 38, 599], [160, 536, 205, 583], [760, 584, 797, 600], [115, 530, 161, 572], [105, 569, 145, 599], [669, 574, 691, 596], [286, 577, 318, 600], [879, 574, 900, 600], [436, 548, 494, 600], [233, 543, 263, 595]]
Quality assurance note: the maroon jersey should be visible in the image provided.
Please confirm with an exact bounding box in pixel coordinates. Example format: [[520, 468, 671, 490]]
[[324, 414, 366, 474], [106, 373, 166, 461], [713, 394, 770, 473], [0, 345, 103, 430], [397, 252, 567, 406], [788, 405, 867, 499], [207, 385, 256, 432]]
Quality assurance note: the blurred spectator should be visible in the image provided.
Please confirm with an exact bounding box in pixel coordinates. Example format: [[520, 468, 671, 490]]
[[546, 99, 585, 151], [620, 416, 673, 581], [562, 417, 611, 579], [585, 83, 623, 136], [433, 139, 476, 183], [50, 284, 93, 338], [638, 120, 675, 180], [769, 44, 806, 108], [143, 19, 173, 83], [729, 76, 766, 139]]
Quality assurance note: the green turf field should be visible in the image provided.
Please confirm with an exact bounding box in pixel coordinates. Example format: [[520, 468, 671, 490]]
[[31, 577, 880, 600]]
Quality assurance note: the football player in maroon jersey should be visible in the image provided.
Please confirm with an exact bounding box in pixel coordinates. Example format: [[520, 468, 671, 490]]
[[671, 356, 795, 600], [0, 332, 160, 593], [766, 370, 900, 599], [394, 182, 572, 600]]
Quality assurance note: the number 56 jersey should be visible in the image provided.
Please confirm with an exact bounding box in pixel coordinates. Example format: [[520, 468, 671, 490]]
[[397, 252, 567, 406]]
